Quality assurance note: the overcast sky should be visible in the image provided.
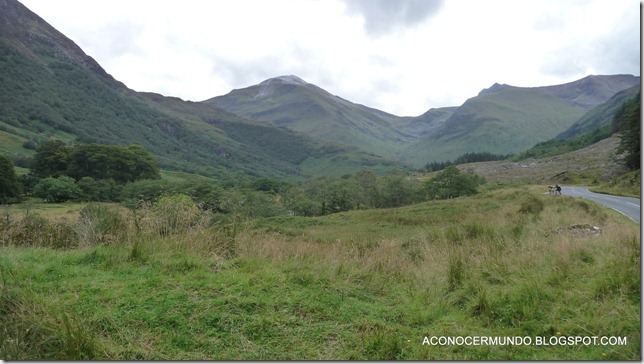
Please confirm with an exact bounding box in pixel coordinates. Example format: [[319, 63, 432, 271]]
[[20, 0, 641, 116]]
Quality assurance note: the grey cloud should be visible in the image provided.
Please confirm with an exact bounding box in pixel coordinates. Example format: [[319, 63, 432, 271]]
[[342, 0, 445, 36], [83, 21, 144, 60], [540, 9, 640, 79]]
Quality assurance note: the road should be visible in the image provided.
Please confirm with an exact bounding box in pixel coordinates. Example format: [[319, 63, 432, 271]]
[[559, 186, 640, 224]]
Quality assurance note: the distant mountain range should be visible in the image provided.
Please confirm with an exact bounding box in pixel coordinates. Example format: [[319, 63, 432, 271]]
[[208, 73, 639, 166], [0, 0, 640, 179]]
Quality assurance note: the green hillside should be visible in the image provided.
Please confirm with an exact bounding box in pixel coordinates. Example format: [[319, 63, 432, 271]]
[[403, 86, 588, 166], [205, 76, 415, 160], [0, 0, 400, 179], [393, 107, 458, 138], [515, 87, 641, 160], [556, 85, 640, 139], [0, 0, 639, 180]]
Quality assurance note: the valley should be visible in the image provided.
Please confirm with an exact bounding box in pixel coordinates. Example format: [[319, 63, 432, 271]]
[[0, 0, 640, 361]]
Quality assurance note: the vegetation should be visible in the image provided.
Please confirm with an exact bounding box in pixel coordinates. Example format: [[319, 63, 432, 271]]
[[0, 186, 639, 360], [515, 91, 641, 161], [421, 151, 512, 172], [30, 140, 72, 178], [33, 176, 82, 203], [591, 170, 641, 198], [0, 2, 640, 360], [31, 141, 160, 183], [614, 94, 641, 170], [424, 166, 485, 199], [513, 125, 613, 161], [0, 155, 22, 203]]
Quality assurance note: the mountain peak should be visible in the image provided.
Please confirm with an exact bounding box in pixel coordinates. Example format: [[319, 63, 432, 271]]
[[260, 75, 308, 86], [254, 75, 309, 99], [478, 83, 512, 96]]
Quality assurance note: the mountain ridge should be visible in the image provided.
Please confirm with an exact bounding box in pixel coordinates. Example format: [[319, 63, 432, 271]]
[[0, 0, 403, 178], [210, 74, 639, 165], [1, 0, 640, 178]]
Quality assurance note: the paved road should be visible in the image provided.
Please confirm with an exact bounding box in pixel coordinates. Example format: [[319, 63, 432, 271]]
[[559, 186, 640, 224]]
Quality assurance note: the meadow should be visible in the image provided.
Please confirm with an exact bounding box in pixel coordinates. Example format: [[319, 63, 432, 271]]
[[0, 185, 640, 360]]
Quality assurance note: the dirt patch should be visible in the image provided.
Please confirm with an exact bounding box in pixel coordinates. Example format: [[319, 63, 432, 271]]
[[545, 223, 603, 237]]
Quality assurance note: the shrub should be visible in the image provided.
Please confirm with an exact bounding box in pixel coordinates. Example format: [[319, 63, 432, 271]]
[[76, 204, 127, 246], [77, 177, 122, 202], [0, 214, 77, 248], [425, 166, 485, 200], [150, 194, 201, 236], [33, 176, 81, 203], [518, 195, 544, 215], [120, 179, 170, 206]]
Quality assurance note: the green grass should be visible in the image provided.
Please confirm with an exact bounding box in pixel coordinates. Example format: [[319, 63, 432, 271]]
[[0, 187, 640, 360], [590, 170, 640, 198]]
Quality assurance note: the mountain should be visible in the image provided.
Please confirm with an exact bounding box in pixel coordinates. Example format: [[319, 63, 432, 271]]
[[401, 75, 640, 165], [555, 84, 640, 140], [204, 75, 415, 159], [1, 0, 639, 179], [393, 107, 458, 138], [0, 0, 399, 178], [534, 74, 640, 109], [512, 85, 641, 160], [205, 73, 638, 167]]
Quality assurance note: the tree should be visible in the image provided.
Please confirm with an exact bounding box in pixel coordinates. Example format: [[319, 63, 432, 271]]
[[33, 176, 81, 203], [31, 140, 72, 178], [127, 145, 161, 181], [425, 166, 485, 200], [376, 169, 418, 208], [77, 177, 121, 202], [66, 143, 160, 183], [355, 169, 378, 208], [615, 95, 641, 170], [0, 155, 22, 203]]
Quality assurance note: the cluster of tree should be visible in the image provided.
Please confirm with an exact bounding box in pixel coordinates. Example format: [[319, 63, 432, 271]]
[[421, 152, 512, 172], [613, 94, 640, 170], [0, 140, 160, 203], [0, 155, 22, 203], [113, 167, 486, 218], [31, 140, 160, 183], [283, 167, 485, 216]]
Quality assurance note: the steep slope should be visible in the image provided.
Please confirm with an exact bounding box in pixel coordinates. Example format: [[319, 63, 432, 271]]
[[514, 86, 641, 160], [0, 0, 399, 178], [393, 107, 458, 137], [403, 75, 640, 166], [204, 75, 415, 159], [556, 84, 640, 139]]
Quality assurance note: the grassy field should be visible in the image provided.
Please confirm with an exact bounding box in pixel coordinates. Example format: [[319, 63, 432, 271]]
[[0, 186, 640, 360]]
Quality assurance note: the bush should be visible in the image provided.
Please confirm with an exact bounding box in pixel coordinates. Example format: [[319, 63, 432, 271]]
[[77, 177, 122, 202], [151, 194, 202, 236], [518, 195, 544, 215], [33, 176, 81, 203], [0, 213, 77, 248], [425, 166, 485, 200], [120, 179, 171, 206], [76, 204, 127, 246]]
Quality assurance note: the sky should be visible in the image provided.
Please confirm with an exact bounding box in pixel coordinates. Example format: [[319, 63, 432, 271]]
[[20, 0, 641, 116]]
